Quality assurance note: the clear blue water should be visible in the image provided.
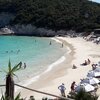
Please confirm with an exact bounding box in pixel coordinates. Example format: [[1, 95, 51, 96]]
[[0, 36, 67, 84]]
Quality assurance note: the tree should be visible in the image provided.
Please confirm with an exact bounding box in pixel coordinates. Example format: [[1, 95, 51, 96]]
[[1, 93, 22, 100], [5, 60, 22, 100], [74, 89, 98, 100], [0, 0, 100, 32]]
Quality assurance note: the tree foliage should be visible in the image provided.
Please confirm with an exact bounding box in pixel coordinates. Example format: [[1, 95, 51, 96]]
[[0, 0, 100, 32], [5, 60, 22, 100], [74, 89, 98, 100]]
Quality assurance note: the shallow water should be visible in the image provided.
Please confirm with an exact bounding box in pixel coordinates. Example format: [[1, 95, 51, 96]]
[[0, 36, 67, 84]]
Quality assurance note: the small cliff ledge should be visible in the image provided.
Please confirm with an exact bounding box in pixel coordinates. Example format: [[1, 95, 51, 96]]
[[0, 24, 77, 37]]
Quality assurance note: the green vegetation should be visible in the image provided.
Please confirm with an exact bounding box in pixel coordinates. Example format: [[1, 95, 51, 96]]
[[0, 61, 98, 100], [0, 0, 100, 32], [5, 60, 22, 100], [1, 93, 22, 100], [74, 89, 98, 100], [68, 89, 98, 100]]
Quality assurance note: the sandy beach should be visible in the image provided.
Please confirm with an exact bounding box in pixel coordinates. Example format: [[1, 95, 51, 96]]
[[15, 37, 100, 100]]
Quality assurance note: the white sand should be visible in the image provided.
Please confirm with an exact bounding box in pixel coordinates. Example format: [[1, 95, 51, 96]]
[[15, 37, 100, 100]]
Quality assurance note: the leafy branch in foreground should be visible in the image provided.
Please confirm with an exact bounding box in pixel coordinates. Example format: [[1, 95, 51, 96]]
[[74, 89, 98, 100], [5, 60, 22, 100], [1, 93, 22, 100]]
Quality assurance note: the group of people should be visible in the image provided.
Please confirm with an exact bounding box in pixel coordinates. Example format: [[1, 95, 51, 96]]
[[81, 58, 99, 70], [58, 81, 77, 97], [58, 59, 100, 98], [49, 41, 64, 48], [72, 64, 77, 69], [72, 58, 91, 69], [92, 63, 98, 70], [20, 62, 27, 69], [5, 49, 20, 54], [81, 58, 91, 66]]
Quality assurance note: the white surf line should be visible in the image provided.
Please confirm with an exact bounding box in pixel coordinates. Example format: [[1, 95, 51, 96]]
[[15, 56, 66, 92], [51, 37, 62, 44], [15, 37, 71, 92], [15, 75, 40, 92], [51, 37, 71, 54], [43, 56, 66, 73]]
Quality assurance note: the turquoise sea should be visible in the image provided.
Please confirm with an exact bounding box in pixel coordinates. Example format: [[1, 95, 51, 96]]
[[0, 36, 67, 85]]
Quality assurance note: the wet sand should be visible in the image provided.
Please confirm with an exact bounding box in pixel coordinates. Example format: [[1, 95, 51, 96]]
[[15, 37, 100, 100]]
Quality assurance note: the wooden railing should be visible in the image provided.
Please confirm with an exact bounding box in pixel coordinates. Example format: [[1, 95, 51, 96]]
[[0, 84, 68, 100]]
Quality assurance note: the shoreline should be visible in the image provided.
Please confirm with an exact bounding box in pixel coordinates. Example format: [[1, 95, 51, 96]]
[[14, 37, 71, 87], [0, 36, 68, 97], [14, 37, 100, 99], [14, 37, 70, 92], [15, 55, 67, 93], [15, 37, 75, 99]]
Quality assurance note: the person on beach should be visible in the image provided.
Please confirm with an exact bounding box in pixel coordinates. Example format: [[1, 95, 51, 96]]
[[70, 81, 77, 93], [85, 60, 88, 65], [17, 49, 20, 54], [81, 60, 88, 66], [61, 43, 63, 48], [87, 58, 91, 64], [29, 96, 35, 100], [20, 61, 22, 65], [49, 41, 52, 45], [24, 63, 26, 69], [92, 63, 97, 70], [6, 51, 8, 53], [72, 64, 77, 69], [58, 83, 66, 97]]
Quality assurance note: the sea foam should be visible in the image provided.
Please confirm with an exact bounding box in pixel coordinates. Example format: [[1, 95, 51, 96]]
[[15, 38, 71, 92], [15, 55, 66, 92]]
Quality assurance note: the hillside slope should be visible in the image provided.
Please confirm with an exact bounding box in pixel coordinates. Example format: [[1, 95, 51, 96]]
[[0, 0, 100, 32]]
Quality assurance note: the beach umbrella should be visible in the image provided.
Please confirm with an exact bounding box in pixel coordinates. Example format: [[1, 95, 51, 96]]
[[98, 61, 100, 67], [80, 77, 100, 85], [75, 83, 95, 92], [87, 70, 100, 77], [94, 67, 100, 72]]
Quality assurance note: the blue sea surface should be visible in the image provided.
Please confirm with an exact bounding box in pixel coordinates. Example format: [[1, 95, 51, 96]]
[[0, 36, 67, 84]]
